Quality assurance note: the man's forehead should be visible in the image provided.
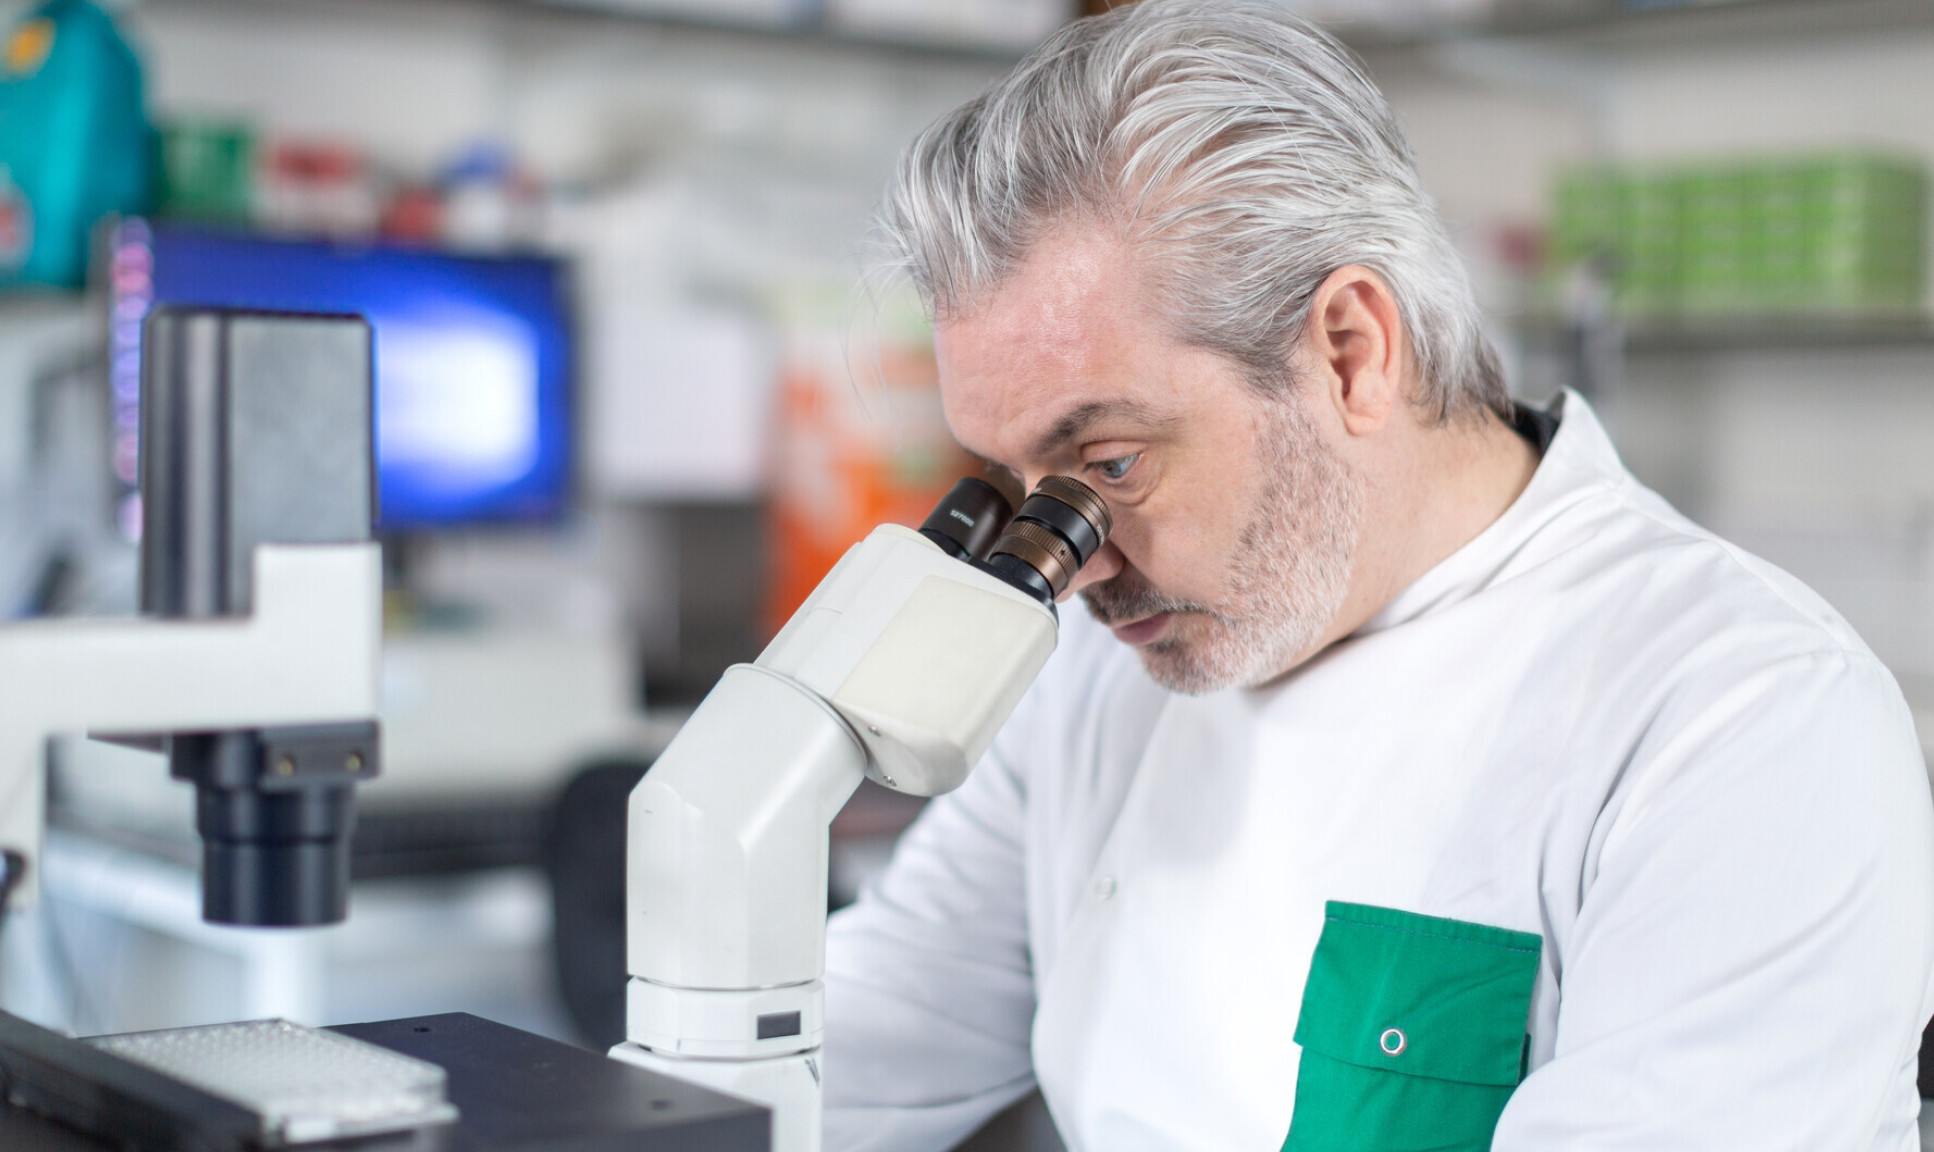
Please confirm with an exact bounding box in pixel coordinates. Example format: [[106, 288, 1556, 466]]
[[938, 238, 1138, 376], [935, 230, 1171, 463], [938, 327, 1172, 466]]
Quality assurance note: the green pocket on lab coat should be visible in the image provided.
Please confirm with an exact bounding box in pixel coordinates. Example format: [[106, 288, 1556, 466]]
[[1282, 902, 1542, 1152]]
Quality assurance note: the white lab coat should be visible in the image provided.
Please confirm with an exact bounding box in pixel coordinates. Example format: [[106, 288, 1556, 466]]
[[822, 391, 1934, 1152]]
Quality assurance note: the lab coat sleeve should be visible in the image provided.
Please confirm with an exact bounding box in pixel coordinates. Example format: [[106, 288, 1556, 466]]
[[1495, 648, 1934, 1150], [821, 701, 1042, 1152]]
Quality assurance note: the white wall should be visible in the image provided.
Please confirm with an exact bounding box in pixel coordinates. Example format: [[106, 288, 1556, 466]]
[[1607, 30, 1934, 161], [130, 0, 510, 174]]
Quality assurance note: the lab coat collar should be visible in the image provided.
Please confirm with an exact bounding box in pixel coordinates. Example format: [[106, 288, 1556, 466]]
[[1353, 389, 1627, 637]]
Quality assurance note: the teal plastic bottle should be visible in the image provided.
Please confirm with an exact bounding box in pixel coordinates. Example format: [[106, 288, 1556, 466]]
[[0, 0, 151, 291]]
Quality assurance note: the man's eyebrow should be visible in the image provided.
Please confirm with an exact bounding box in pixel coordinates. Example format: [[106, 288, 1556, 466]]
[[1026, 398, 1170, 460]]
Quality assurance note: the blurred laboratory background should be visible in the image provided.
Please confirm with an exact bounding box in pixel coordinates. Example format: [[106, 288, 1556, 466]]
[[0, 0, 1928, 1142]]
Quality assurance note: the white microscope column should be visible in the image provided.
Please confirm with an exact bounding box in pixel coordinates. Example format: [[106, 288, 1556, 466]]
[[614, 522, 1064, 1152]]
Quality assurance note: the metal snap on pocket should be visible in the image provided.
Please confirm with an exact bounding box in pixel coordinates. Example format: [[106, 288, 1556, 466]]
[[1379, 1027, 1406, 1057]]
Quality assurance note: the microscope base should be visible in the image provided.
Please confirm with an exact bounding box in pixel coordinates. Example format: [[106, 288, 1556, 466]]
[[610, 1040, 819, 1152], [1, 1012, 767, 1151]]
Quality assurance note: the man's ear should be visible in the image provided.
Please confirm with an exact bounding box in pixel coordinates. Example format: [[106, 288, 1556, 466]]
[[1299, 265, 1407, 437]]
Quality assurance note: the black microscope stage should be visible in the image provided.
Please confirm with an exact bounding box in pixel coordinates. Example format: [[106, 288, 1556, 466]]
[[0, 1011, 769, 1152]]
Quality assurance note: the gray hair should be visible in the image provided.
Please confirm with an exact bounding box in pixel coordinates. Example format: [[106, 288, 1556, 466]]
[[876, 0, 1507, 422]]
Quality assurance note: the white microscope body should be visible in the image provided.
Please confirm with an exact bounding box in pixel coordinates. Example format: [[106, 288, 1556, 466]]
[[0, 543, 380, 903], [0, 308, 383, 927], [612, 477, 1111, 1152]]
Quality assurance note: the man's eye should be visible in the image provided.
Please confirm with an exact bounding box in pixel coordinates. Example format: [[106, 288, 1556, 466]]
[[1094, 453, 1141, 481]]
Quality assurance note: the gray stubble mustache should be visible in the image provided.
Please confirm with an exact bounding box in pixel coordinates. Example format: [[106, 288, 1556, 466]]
[[1080, 572, 1209, 624]]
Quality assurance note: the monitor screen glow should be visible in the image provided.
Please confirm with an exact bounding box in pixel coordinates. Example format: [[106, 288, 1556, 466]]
[[109, 221, 573, 532]]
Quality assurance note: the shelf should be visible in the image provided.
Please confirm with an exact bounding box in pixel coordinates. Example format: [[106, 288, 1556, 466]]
[[515, 0, 1042, 63], [134, 0, 1039, 66], [1339, 0, 1934, 55], [521, 0, 1934, 61], [1516, 315, 1934, 354], [140, 0, 1934, 72]]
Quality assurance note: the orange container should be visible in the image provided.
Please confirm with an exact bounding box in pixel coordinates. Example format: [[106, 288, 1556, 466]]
[[763, 294, 973, 637]]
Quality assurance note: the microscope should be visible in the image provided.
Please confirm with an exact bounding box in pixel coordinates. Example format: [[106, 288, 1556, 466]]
[[0, 307, 383, 928], [0, 304, 1109, 1152], [610, 470, 1112, 1152]]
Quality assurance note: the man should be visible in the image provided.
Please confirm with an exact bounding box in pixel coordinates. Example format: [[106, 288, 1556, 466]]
[[821, 2, 1934, 1149]]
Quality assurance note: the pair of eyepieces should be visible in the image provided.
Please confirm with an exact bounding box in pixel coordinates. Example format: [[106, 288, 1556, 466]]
[[919, 475, 1113, 605]]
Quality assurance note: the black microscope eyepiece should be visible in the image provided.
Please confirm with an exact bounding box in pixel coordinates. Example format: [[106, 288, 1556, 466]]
[[980, 476, 1113, 606], [917, 477, 1014, 561], [918, 474, 1112, 606]]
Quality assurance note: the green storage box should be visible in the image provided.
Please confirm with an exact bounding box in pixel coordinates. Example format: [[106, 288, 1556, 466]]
[[1546, 151, 1928, 324], [156, 118, 254, 224]]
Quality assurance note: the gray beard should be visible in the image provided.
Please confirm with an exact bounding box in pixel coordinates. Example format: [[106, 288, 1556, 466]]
[[1080, 395, 1362, 694]]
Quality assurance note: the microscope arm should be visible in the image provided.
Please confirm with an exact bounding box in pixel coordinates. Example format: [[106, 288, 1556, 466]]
[[0, 542, 382, 907], [612, 524, 1065, 1152]]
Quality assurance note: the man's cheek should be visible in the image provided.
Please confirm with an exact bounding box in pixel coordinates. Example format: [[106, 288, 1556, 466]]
[[1127, 519, 1207, 598], [1123, 551, 1190, 608]]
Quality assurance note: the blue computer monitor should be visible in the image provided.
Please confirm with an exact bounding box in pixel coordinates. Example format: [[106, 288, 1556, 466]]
[[108, 220, 574, 532]]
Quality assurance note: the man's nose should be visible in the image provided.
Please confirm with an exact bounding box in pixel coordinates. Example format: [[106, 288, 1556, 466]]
[[1060, 539, 1124, 602]]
